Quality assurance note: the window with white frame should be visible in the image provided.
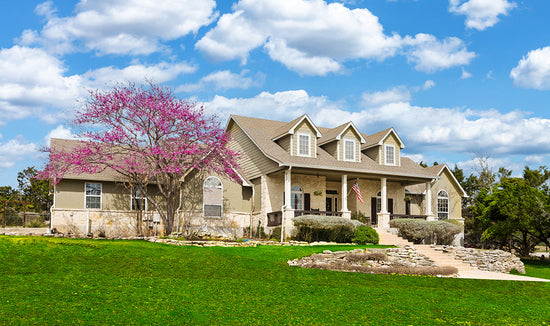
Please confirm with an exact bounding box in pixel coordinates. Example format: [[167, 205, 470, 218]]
[[85, 182, 101, 209], [203, 176, 223, 218], [385, 145, 395, 165], [437, 190, 449, 220], [344, 139, 355, 161], [291, 185, 303, 210], [131, 186, 147, 211], [298, 133, 310, 157], [376, 191, 381, 213]]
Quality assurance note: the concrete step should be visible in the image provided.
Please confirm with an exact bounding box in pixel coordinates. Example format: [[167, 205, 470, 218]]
[[375, 228, 476, 272]]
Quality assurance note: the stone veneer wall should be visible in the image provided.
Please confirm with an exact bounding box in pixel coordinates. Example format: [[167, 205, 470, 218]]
[[434, 246, 525, 274], [53, 208, 253, 238]]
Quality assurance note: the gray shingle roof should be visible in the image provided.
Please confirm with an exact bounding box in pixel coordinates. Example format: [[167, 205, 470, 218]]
[[230, 115, 436, 180]]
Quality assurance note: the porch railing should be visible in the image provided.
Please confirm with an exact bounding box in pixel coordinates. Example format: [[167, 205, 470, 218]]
[[390, 214, 428, 220], [266, 210, 343, 227], [294, 210, 343, 217]]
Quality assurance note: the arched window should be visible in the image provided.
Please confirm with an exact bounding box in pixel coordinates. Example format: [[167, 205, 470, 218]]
[[204, 176, 223, 218], [291, 185, 303, 210], [437, 190, 449, 220]]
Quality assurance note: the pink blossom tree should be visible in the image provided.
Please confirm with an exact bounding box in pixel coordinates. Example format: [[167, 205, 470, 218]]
[[39, 82, 240, 234]]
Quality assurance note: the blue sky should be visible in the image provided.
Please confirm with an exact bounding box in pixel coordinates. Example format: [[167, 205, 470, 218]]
[[1, 0, 550, 187]]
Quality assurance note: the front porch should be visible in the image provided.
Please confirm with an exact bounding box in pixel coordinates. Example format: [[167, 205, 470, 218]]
[[262, 167, 436, 239]]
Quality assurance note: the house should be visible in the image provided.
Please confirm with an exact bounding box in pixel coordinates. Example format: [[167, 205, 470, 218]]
[[48, 114, 466, 238]]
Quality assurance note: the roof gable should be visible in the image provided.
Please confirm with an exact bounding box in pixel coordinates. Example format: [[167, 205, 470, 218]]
[[272, 114, 322, 140], [319, 121, 366, 146], [362, 127, 405, 150]]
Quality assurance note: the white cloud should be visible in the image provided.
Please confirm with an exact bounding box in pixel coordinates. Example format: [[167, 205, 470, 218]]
[[460, 68, 472, 79], [196, 0, 475, 75], [449, 0, 515, 31], [0, 45, 196, 125], [177, 70, 263, 92], [206, 90, 341, 123], [402, 154, 425, 164], [196, 0, 403, 75], [422, 80, 435, 90], [0, 137, 38, 169], [362, 87, 411, 107], [44, 125, 76, 145], [510, 46, 550, 90], [22, 0, 217, 55], [405, 34, 476, 73], [82, 62, 197, 88], [0, 46, 82, 124], [207, 87, 550, 157]]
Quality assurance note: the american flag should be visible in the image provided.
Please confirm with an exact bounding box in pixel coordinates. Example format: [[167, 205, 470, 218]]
[[352, 181, 364, 204]]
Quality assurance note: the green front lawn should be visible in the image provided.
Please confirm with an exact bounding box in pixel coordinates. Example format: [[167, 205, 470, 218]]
[[1, 236, 549, 325], [514, 258, 550, 280]]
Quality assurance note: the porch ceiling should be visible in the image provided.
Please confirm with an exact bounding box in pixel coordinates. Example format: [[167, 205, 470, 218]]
[[275, 167, 430, 185]]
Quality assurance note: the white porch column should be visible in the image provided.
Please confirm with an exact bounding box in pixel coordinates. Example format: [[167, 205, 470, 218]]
[[381, 177, 387, 213], [378, 177, 390, 229], [282, 167, 294, 241], [341, 174, 351, 218], [425, 181, 435, 221], [284, 168, 292, 208]]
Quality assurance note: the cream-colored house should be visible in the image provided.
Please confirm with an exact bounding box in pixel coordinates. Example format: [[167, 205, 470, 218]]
[[49, 114, 466, 238]]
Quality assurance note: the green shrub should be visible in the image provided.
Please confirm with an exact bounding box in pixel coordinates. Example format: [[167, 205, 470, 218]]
[[351, 211, 369, 224], [270, 227, 281, 241], [352, 226, 379, 244], [432, 221, 462, 245], [293, 215, 362, 243]]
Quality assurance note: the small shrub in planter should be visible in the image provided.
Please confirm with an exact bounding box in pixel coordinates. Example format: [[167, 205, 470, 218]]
[[352, 226, 379, 244], [293, 215, 362, 243]]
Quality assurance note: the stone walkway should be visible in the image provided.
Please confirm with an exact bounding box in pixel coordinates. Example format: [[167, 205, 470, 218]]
[[376, 228, 550, 282]]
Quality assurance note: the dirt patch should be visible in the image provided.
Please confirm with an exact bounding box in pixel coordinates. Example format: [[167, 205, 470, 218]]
[[288, 247, 459, 277]]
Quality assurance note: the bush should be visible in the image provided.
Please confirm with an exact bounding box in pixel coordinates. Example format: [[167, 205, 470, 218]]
[[390, 219, 432, 244], [352, 226, 379, 244], [432, 221, 462, 245], [351, 211, 369, 224], [293, 215, 362, 243], [270, 227, 281, 241], [390, 218, 463, 245]]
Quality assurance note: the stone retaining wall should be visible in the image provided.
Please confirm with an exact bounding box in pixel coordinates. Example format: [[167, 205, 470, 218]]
[[433, 245, 525, 274]]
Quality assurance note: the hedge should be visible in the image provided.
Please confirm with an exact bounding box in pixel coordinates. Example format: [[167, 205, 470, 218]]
[[293, 215, 363, 243]]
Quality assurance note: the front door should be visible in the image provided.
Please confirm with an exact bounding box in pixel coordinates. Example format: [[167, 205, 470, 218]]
[[326, 196, 338, 212]]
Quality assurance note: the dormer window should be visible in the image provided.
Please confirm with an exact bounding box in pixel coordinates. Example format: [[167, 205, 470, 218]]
[[344, 139, 355, 162], [385, 145, 395, 165], [298, 133, 310, 157]]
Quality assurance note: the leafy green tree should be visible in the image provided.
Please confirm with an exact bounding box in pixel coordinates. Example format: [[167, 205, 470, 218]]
[[480, 178, 548, 256], [523, 166, 550, 190], [17, 166, 52, 212]]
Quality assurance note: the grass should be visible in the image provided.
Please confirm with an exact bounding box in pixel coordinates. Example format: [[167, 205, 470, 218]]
[[512, 258, 550, 280], [1, 236, 550, 325]]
